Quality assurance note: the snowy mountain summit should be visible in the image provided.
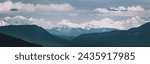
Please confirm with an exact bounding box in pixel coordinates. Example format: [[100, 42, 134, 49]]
[[0, 16, 149, 36]]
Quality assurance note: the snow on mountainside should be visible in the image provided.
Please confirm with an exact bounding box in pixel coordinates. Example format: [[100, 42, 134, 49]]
[[0, 16, 149, 37], [51, 16, 149, 31], [0, 16, 149, 30], [3, 16, 32, 25], [80, 16, 148, 30], [0, 20, 9, 26], [52, 20, 80, 32], [0, 16, 55, 29]]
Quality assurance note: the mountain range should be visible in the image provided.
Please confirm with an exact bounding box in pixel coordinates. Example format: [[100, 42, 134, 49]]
[[0, 16, 148, 37], [0, 16, 150, 47], [0, 22, 149, 47], [72, 23, 150, 47]]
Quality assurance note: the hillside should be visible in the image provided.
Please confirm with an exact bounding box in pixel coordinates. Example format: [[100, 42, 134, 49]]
[[72, 23, 150, 47], [0, 25, 70, 46], [0, 33, 41, 47]]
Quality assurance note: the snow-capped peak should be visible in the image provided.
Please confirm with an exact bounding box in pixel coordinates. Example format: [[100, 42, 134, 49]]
[[2, 16, 32, 25], [0, 20, 9, 26], [0, 16, 54, 29], [121, 16, 147, 30], [57, 19, 80, 28], [51, 20, 79, 32], [130, 16, 145, 27], [13, 16, 27, 19], [80, 16, 148, 30], [80, 18, 115, 30]]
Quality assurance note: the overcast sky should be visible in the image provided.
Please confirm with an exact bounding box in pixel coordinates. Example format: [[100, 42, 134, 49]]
[[0, 0, 150, 9], [0, 0, 150, 23]]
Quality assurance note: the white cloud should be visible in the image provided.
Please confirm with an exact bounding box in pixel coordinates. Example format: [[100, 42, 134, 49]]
[[110, 6, 127, 11], [0, 1, 74, 12], [0, 0, 13, 11], [94, 8, 110, 14], [127, 6, 145, 12], [118, 6, 127, 11], [95, 5, 145, 15], [110, 6, 145, 12]]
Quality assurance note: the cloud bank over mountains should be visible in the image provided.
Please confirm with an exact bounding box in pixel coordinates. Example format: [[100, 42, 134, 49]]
[[95, 6, 145, 14], [0, 16, 149, 30], [0, 1, 149, 21], [0, 0, 74, 12], [0, 1, 149, 31]]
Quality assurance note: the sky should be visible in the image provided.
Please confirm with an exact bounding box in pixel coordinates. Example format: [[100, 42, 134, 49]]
[[0, 0, 150, 23]]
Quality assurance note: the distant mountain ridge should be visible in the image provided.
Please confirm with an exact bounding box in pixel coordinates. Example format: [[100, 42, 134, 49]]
[[0, 22, 150, 47], [0, 16, 150, 47], [47, 26, 115, 37], [0, 25, 70, 46], [71, 22, 150, 47], [0, 16, 149, 37]]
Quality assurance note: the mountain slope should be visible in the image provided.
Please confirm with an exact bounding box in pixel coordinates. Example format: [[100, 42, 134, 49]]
[[0, 25, 70, 46], [1, 16, 148, 37], [72, 23, 150, 47], [47, 27, 115, 37], [0, 33, 41, 47]]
